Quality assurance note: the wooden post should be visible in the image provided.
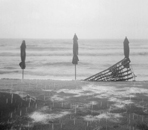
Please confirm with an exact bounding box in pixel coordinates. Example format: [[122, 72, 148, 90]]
[[75, 64, 76, 80], [22, 69, 24, 80]]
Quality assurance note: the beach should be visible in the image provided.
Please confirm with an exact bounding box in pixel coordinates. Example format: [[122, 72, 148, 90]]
[[0, 38, 147, 130], [1, 0, 148, 129], [0, 79, 148, 130]]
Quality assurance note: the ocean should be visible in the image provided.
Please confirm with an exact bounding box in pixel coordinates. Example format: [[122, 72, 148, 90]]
[[0, 38, 147, 81]]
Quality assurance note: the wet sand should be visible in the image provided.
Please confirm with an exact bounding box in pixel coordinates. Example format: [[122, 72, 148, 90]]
[[0, 79, 148, 130]]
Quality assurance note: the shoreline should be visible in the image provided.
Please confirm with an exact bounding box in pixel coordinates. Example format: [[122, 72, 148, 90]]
[[0, 77, 147, 81]]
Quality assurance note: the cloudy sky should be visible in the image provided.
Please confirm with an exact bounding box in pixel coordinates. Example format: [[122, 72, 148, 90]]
[[0, 0, 148, 39]]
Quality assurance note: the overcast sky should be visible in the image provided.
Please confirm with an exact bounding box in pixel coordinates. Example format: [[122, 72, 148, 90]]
[[0, 0, 148, 39]]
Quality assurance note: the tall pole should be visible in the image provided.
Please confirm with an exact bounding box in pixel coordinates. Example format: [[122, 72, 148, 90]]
[[22, 69, 24, 80], [75, 64, 76, 80]]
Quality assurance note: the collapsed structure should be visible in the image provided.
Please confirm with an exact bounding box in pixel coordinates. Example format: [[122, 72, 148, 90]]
[[84, 37, 135, 81]]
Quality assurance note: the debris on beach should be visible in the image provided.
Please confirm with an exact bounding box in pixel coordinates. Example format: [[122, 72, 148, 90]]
[[85, 58, 134, 81], [85, 37, 136, 81]]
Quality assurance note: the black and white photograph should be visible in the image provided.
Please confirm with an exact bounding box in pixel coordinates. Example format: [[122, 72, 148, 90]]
[[0, 0, 148, 129]]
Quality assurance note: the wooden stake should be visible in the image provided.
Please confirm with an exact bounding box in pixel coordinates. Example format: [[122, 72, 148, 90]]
[[106, 117, 107, 130], [35, 103, 37, 109], [60, 123, 62, 128], [100, 101, 102, 107], [74, 118, 76, 125], [87, 121, 88, 126], [142, 115, 143, 122], [53, 101, 54, 107], [129, 114, 130, 124], [75, 106, 77, 114], [133, 113, 135, 120], [28, 122, 29, 128], [52, 123, 54, 130], [6, 98, 8, 104], [11, 94, 13, 104], [70, 114, 71, 120], [10, 113, 13, 118], [92, 103, 93, 110], [28, 101, 30, 108], [20, 110, 22, 116]]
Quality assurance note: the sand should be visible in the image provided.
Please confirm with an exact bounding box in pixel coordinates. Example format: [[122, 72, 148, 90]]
[[0, 79, 148, 130]]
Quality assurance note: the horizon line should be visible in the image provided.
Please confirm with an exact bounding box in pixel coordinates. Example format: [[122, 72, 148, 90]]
[[0, 37, 148, 40]]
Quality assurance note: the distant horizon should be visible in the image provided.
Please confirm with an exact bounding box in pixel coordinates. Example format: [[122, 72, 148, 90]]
[[0, 37, 148, 40]]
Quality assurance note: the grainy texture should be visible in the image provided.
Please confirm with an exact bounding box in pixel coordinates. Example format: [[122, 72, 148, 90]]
[[0, 79, 148, 130]]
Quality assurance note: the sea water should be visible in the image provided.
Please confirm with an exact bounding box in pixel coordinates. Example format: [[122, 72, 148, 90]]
[[0, 38, 147, 81]]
